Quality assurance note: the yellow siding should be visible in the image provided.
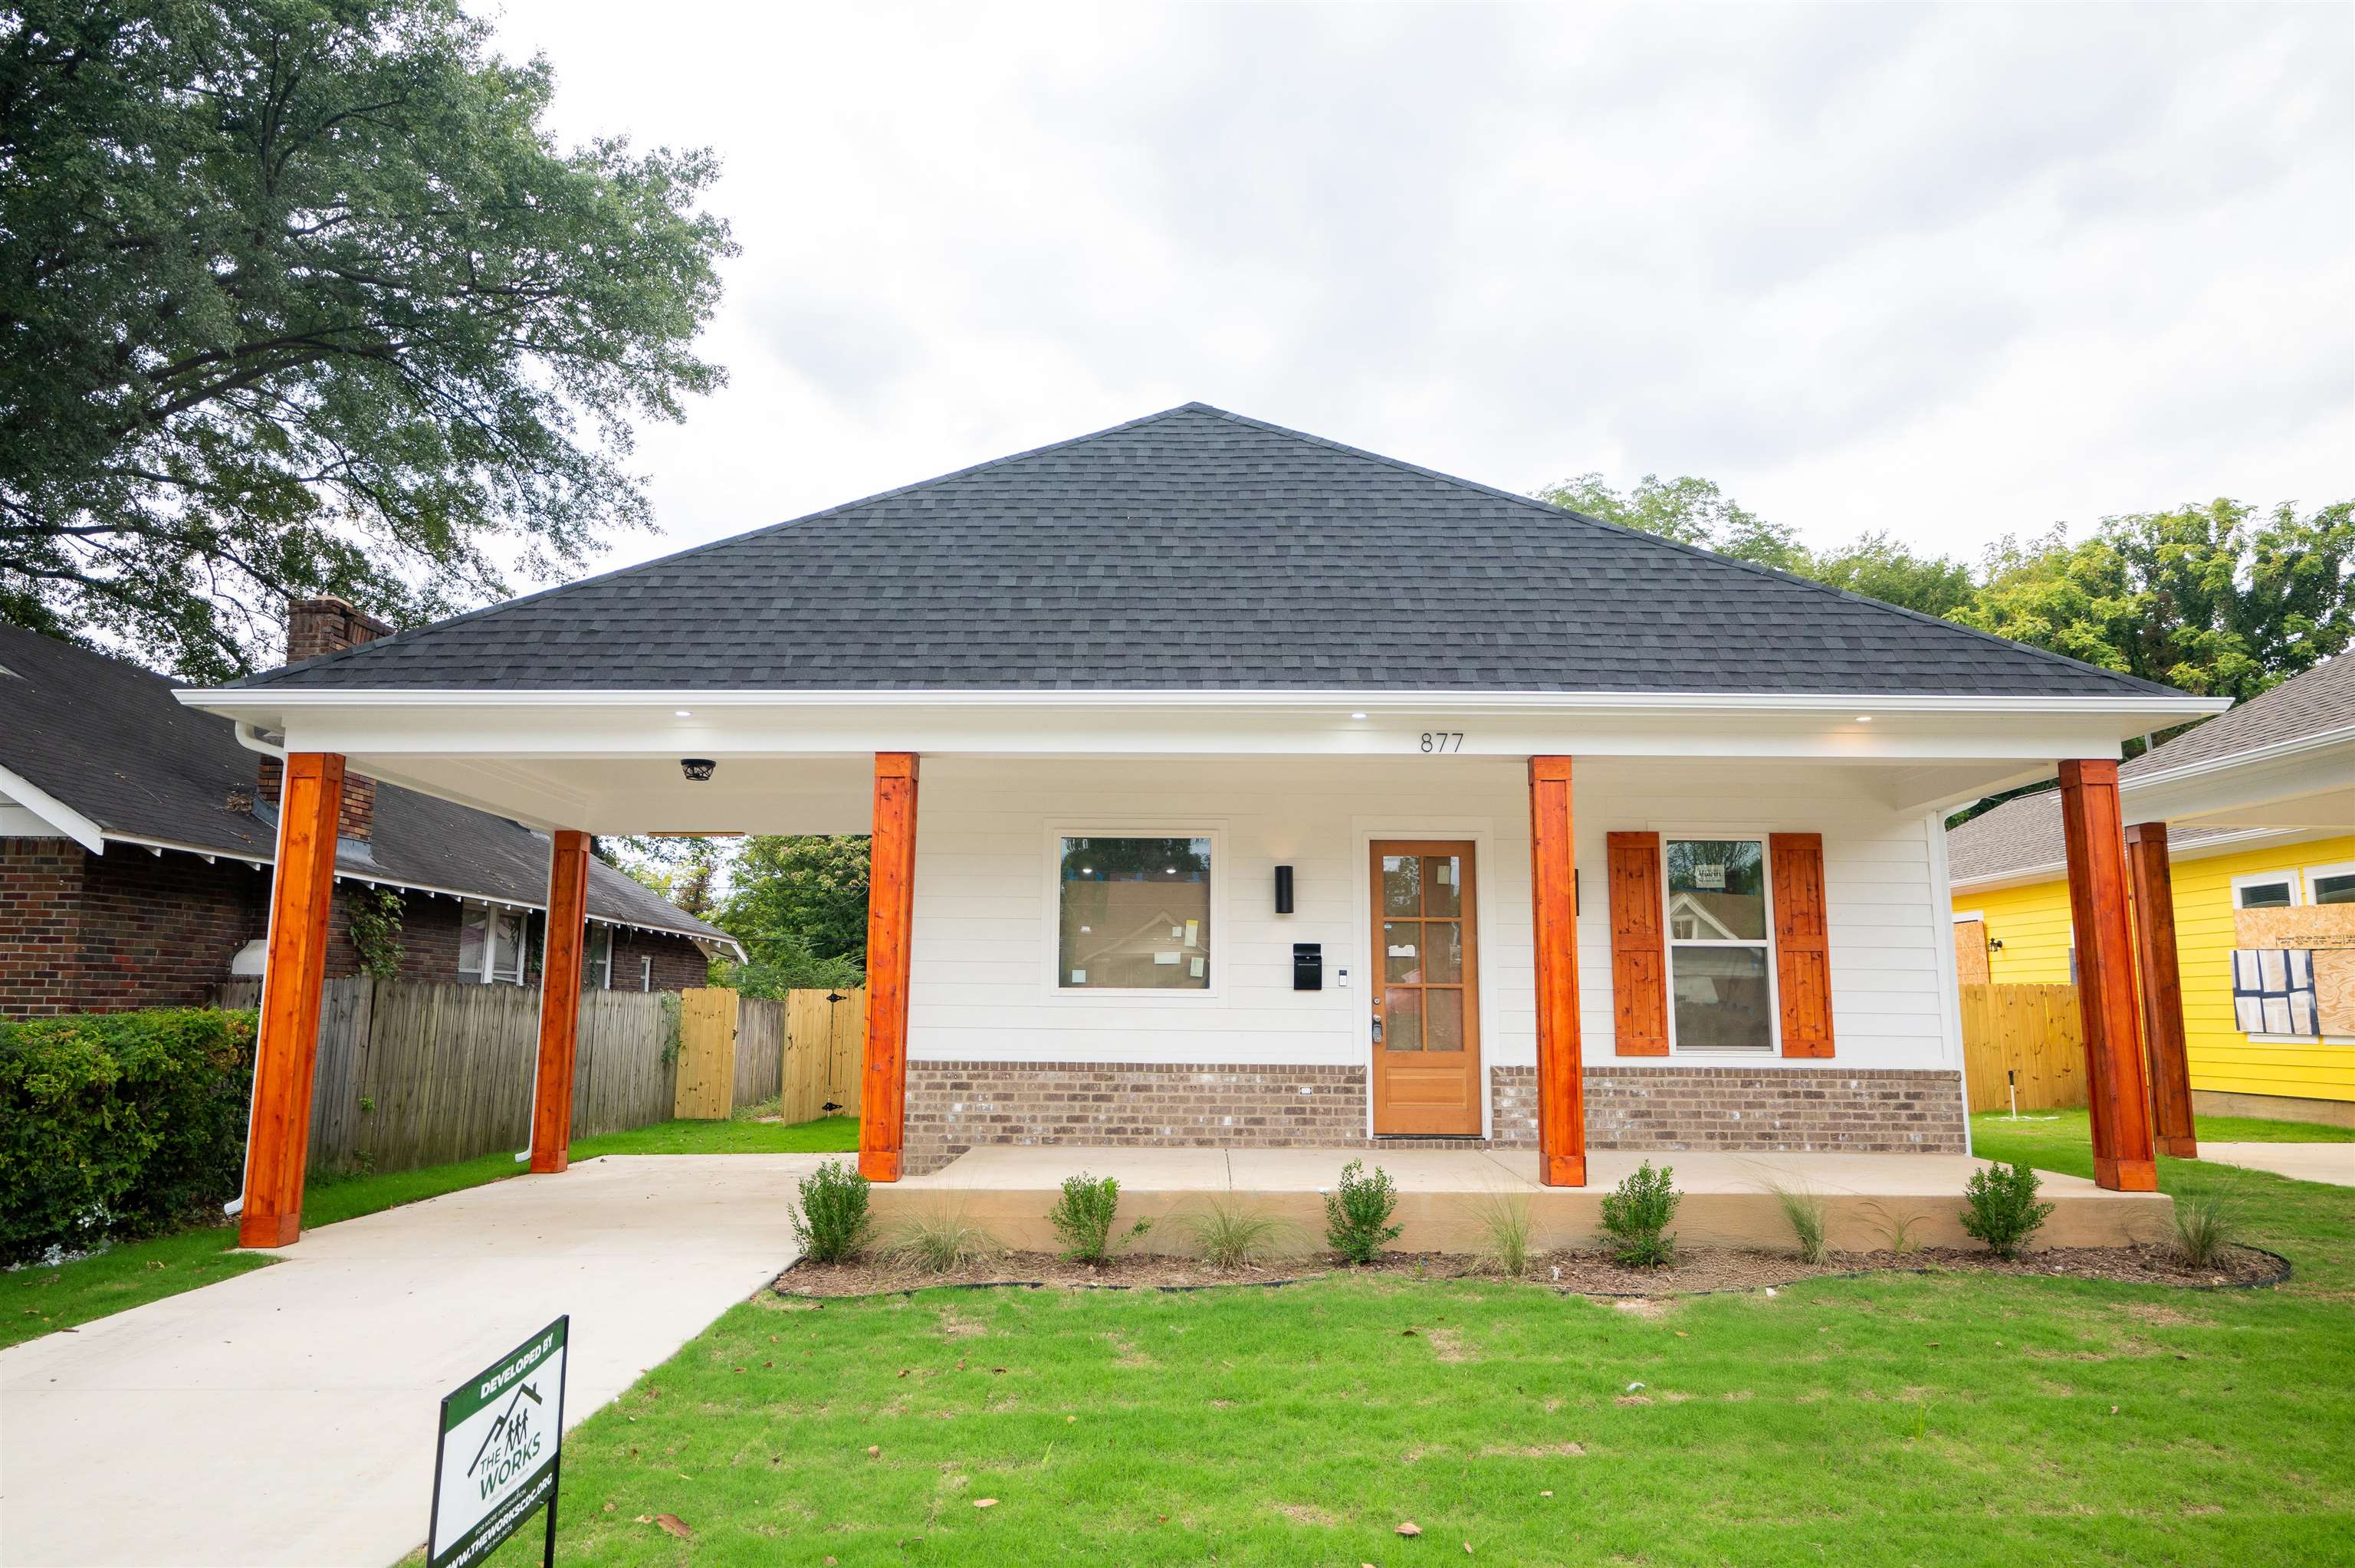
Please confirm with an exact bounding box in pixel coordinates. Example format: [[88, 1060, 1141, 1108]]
[[1953, 834, 2355, 1107]]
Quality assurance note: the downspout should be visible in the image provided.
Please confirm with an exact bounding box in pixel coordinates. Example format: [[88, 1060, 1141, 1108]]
[[223, 723, 288, 1218]]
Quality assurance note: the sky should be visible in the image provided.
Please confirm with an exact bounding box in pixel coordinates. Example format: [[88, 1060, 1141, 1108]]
[[484, 0, 2353, 574]]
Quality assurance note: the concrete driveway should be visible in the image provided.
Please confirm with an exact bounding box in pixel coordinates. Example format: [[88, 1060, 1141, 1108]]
[[2200, 1142, 2355, 1187], [1, 1153, 820, 1567]]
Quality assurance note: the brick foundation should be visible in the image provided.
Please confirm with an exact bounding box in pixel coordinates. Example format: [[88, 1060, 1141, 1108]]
[[902, 1059, 1969, 1173]]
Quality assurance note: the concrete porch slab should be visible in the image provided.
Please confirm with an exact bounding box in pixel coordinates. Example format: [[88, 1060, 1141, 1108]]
[[2199, 1142, 2355, 1187], [874, 1145, 2173, 1256]]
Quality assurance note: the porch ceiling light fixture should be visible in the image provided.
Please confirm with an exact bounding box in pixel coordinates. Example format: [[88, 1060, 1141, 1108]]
[[681, 758, 718, 782], [675, 709, 692, 717], [1855, 714, 1874, 723], [1349, 711, 1369, 720]]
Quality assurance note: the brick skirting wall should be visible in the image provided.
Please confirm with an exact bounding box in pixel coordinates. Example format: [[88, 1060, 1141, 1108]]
[[902, 1060, 1968, 1173]]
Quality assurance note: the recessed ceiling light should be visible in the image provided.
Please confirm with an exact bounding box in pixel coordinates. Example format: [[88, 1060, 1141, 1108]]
[[675, 709, 692, 717], [1349, 712, 1369, 720], [1855, 715, 1874, 723]]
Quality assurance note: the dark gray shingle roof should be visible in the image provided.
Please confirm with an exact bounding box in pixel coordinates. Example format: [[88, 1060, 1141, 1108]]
[[230, 404, 2176, 699], [0, 624, 730, 943], [1946, 654, 2354, 883]]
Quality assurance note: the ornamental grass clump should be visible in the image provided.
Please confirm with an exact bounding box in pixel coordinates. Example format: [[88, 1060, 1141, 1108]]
[[1324, 1160, 1404, 1264], [1178, 1197, 1298, 1269], [1467, 1191, 1535, 1278], [1047, 1172, 1151, 1264], [788, 1160, 872, 1264], [2171, 1193, 2237, 1270], [882, 1205, 1001, 1273], [1960, 1161, 2054, 1260], [1599, 1160, 1680, 1268], [1769, 1182, 1830, 1265]]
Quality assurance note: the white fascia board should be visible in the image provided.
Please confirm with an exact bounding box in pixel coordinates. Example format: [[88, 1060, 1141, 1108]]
[[172, 686, 2228, 766], [1946, 823, 2341, 894], [0, 763, 107, 854], [2120, 733, 2355, 828]]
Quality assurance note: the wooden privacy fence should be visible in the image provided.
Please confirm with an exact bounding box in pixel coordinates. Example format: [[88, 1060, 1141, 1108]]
[[1959, 982, 2087, 1112], [212, 979, 863, 1174], [669, 986, 866, 1124]]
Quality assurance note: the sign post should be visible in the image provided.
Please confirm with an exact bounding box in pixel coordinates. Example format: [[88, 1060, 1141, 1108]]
[[427, 1316, 569, 1568]]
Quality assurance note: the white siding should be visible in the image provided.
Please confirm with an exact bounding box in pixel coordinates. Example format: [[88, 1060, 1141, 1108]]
[[906, 756, 1954, 1075]]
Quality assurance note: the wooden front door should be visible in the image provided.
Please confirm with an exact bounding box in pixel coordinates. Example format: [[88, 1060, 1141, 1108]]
[[1370, 841, 1483, 1135]]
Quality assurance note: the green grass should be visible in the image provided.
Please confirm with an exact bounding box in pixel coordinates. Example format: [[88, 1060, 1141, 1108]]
[[2, 1114, 857, 1349], [479, 1112, 2355, 1568]]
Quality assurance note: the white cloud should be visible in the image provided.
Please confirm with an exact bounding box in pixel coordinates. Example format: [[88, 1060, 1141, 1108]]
[[486, 0, 2353, 569]]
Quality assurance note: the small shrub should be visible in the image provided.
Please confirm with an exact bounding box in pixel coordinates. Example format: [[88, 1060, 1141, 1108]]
[[1047, 1172, 1151, 1264], [0, 1008, 255, 1264], [2171, 1193, 2236, 1269], [1467, 1191, 1533, 1277], [1324, 1160, 1404, 1264], [1960, 1161, 2054, 1260], [1859, 1201, 1927, 1256], [1599, 1160, 1680, 1268], [1769, 1183, 1829, 1265], [883, 1205, 1001, 1272], [1178, 1198, 1297, 1268], [789, 1160, 872, 1263]]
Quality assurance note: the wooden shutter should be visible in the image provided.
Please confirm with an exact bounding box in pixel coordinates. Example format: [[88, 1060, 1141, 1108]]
[[1606, 832, 1669, 1056], [1769, 832, 1834, 1058]]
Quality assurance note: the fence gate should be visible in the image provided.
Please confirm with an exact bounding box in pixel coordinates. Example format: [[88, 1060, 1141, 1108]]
[[1959, 982, 2087, 1112], [673, 986, 741, 1119]]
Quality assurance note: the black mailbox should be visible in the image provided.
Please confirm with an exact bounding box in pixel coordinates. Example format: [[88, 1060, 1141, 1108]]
[[1292, 942, 1322, 991]]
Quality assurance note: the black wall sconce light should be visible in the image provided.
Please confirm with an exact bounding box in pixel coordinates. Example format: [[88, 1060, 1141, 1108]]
[[1986, 937, 2005, 953], [1274, 864, 1295, 914], [681, 758, 717, 782]]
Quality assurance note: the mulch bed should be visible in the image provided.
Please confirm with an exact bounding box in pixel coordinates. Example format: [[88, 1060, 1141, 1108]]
[[772, 1243, 2288, 1301]]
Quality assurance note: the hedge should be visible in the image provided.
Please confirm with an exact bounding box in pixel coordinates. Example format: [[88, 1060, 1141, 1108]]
[[0, 1009, 256, 1265]]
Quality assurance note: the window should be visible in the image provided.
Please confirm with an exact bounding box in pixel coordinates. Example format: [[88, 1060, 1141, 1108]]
[[2306, 861, 2355, 907], [1663, 837, 1775, 1052], [457, 903, 527, 984], [1056, 835, 1212, 990], [586, 924, 613, 990], [2232, 871, 2301, 910], [639, 953, 653, 992]]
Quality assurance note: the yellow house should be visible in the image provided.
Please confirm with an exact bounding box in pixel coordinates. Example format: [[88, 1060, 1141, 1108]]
[[1948, 654, 2355, 1127]]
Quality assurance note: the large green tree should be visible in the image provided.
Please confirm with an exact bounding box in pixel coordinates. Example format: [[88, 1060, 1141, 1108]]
[[0, 1, 734, 680], [716, 835, 871, 979]]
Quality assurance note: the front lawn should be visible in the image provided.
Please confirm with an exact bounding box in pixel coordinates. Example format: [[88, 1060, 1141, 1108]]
[[488, 1114, 2355, 1567], [2, 1112, 857, 1349]]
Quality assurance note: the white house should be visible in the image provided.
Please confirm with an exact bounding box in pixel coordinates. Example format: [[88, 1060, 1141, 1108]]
[[180, 404, 2223, 1245]]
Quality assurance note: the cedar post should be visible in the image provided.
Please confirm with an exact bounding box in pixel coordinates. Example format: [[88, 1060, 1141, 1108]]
[[1528, 756, 1586, 1186], [860, 753, 919, 1182], [238, 752, 346, 1248], [2125, 822, 2198, 1159], [529, 830, 593, 1174], [2058, 760, 2158, 1191]]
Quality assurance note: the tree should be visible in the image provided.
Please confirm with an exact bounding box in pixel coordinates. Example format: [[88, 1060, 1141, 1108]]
[[1539, 471, 1808, 571], [718, 835, 871, 974], [0, 2, 734, 680]]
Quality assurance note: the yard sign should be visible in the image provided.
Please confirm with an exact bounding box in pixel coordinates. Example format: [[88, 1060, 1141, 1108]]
[[428, 1316, 568, 1568]]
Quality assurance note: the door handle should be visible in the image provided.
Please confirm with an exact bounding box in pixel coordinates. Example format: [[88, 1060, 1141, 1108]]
[[1371, 1015, 1384, 1045]]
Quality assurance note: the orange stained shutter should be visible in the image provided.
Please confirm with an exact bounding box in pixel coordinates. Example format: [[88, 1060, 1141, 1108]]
[[1606, 831, 1669, 1056], [1769, 832, 1834, 1058]]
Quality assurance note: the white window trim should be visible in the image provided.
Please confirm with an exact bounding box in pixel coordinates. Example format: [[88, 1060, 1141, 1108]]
[[2302, 860, 2355, 905], [586, 923, 614, 990], [458, 900, 530, 985], [639, 953, 653, 992], [1659, 832, 1780, 1057], [1040, 823, 1227, 1003], [1952, 909, 1985, 924], [2231, 868, 2303, 910]]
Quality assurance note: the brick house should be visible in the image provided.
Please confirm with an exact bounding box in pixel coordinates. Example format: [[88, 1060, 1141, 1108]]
[[0, 605, 737, 1019]]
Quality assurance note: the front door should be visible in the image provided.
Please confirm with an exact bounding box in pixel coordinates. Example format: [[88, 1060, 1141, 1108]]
[[1369, 841, 1483, 1135]]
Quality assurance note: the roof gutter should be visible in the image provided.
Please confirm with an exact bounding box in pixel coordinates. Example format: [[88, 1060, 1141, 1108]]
[[2120, 722, 2355, 791]]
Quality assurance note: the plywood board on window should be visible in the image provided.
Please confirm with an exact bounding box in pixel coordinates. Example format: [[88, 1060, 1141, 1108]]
[[2234, 904, 2355, 950], [2316, 949, 2355, 1037]]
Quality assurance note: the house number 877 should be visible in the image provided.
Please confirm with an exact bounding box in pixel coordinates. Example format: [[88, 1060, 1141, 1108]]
[[1419, 732, 1466, 753]]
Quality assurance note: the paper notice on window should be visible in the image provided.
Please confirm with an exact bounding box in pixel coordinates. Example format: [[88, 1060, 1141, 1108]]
[[1190, 956, 1205, 978], [1693, 864, 1726, 889], [1171, 925, 1182, 938], [1155, 951, 1181, 966], [1184, 919, 1200, 948], [1388, 943, 1416, 958], [1069, 969, 1087, 985]]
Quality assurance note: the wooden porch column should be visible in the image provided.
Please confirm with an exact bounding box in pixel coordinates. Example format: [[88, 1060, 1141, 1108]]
[[1528, 756, 1587, 1186], [860, 753, 918, 1182], [2058, 759, 2159, 1191], [238, 752, 345, 1248], [529, 830, 593, 1174], [2125, 822, 2199, 1159]]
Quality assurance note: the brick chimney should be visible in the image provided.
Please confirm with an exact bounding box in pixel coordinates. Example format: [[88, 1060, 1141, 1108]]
[[256, 597, 391, 840]]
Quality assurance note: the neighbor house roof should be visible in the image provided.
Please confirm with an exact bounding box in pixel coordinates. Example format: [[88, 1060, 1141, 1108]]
[[0, 623, 736, 949], [1946, 654, 2354, 887], [224, 403, 2177, 700]]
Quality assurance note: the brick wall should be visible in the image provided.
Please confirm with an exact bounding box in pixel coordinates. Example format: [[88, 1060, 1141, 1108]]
[[901, 1059, 1969, 1173], [611, 927, 711, 993], [258, 597, 388, 836], [0, 837, 271, 1015], [0, 838, 89, 1016], [323, 887, 464, 982]]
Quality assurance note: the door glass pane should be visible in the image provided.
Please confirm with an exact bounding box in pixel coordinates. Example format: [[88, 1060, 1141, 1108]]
[[1670, 946, 1773, 1051], [1382, 855, 1421, 915], [1383, 921, 1421, 982], [1665, 839, 1766, 940], [1423, 920, 1462, 982], [1425, 988, 1464, 1051], [1423, 855, 1461, 917], [1384, 987, 1424, 1051]]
